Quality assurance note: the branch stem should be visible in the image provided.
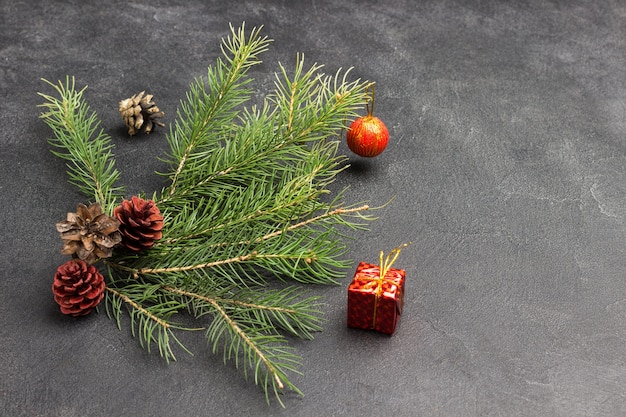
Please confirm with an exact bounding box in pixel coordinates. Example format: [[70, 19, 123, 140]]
[[105, 286, 171, 328], [163, 204, 369, 248], [247, 204, 369, 246], [162, 286, 297, 314], [107, 251, 327, 276]]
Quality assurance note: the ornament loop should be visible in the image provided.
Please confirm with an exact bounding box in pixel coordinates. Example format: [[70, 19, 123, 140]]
[[366, 83, 375, 116]]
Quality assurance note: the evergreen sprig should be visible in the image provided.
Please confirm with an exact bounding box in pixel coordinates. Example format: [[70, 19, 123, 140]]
[[40, 23, 375, 405], [164, 24, 270, 198], [38, 77, 124, 215]]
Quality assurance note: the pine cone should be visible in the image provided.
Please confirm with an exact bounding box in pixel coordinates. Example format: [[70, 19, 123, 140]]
[[52, 259, 105, 316], [113, 196, 164, 252], [56, 203, 122, 264], [119, 91, 165, 135]]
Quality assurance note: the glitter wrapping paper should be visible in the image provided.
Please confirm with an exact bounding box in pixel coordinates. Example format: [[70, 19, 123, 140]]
[[347, 261, 406, 335]]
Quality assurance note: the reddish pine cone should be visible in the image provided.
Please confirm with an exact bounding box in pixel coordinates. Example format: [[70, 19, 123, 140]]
[[113, 196, 164, 252], [52, 259, 105, 317]]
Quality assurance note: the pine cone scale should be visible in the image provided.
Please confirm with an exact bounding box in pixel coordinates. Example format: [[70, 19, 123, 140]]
[[93, 214, 120, 235], [126, 217, 142, 228], [58, 229, 82, 240], [56, 221, 77, 233], [61, 241, 79, 255], [93, 233, 120, 248]]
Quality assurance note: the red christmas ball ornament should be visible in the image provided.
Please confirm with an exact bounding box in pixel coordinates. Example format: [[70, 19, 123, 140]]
[[346, 115, 389, 157], [346, 83, 389, 158]]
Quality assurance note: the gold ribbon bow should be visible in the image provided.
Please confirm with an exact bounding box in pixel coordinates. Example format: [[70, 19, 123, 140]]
[[371, 243, 411, 327]]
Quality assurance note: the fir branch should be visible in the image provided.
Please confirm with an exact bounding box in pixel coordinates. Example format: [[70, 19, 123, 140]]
[[41, 23, 379, 405], [38, 76, 123, 213], [164, 23, 271, 197], [171, 284, 304, 405]]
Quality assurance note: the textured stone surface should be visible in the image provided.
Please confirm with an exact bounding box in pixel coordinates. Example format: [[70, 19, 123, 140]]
[[2, 0, 626, 415]]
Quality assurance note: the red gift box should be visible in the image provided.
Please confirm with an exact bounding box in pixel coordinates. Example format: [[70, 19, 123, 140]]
[[347, 255, 406, 335]]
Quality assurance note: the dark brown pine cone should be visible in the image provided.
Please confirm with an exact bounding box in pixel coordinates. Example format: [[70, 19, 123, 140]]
[[119, 91, 165, 135], [56, 203, 122, 264], [113, 196, 164, 252], [52, 259, 106, 316]]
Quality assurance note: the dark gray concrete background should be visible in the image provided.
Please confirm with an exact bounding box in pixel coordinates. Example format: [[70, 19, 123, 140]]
[[2, 1, 626, 416]]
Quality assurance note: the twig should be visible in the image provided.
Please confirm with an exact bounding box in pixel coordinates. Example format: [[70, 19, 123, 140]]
[[105, 286, 171, 328]]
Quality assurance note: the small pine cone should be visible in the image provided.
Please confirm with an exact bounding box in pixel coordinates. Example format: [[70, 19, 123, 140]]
[[119, 91, 165, 135], [56, 203, 122, 264], [113, 196, 164, 252], [52, 259, 105, 316]]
